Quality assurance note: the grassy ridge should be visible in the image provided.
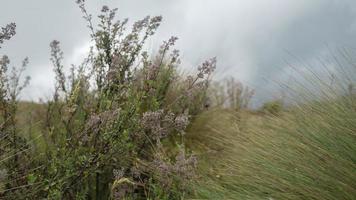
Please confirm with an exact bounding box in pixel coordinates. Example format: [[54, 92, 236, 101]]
[[188, 94, 356, 199]]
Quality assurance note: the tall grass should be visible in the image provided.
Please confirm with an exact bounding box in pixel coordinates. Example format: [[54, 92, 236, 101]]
[[189, 53, 356, 199]]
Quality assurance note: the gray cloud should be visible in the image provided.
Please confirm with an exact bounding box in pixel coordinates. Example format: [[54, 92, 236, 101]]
[[1, 0, 356, 103]]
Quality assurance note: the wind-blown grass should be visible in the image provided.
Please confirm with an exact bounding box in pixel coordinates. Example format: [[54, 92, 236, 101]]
[[188, 59, 356, 199]]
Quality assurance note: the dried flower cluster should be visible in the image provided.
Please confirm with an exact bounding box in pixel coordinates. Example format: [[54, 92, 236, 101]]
[[50, 40, 66, 100], [141, 109, 190, 140], [0, 23, 16, 48], [152, 148, 198, 190], [197, 57, 217, 79], [174, 113, 190, 133]]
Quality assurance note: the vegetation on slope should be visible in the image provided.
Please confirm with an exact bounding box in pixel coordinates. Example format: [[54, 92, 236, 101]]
[[0, 1, 214, 199], [188, 71, 356, 199], [0, 0, 355, 199]]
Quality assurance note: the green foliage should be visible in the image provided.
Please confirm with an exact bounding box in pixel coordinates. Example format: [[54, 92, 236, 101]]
[[0, 1, 215, 199], [261, 100, 283, 115], [1, 1, 355, 200]]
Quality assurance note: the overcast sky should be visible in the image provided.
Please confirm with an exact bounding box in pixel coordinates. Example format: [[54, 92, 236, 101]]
[[1, 0, 356, 104]]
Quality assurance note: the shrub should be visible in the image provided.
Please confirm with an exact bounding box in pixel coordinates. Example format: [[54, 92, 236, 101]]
[[0, 23, 33, 199], [0, 1, 216, 199], [209, 77, 254, 111], [261, 100, 283, 115]]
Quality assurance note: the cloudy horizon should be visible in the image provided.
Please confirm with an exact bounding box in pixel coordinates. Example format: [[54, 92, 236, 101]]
[[1, 0, 356, 105]]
